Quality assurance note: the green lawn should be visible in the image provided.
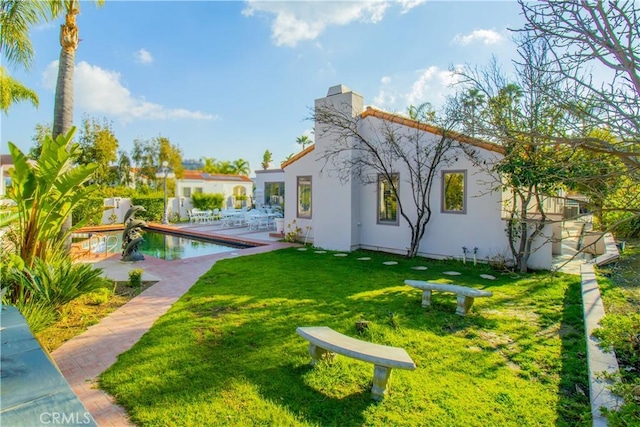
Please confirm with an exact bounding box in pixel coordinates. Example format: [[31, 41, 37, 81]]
[[100, 248, 590, 426]]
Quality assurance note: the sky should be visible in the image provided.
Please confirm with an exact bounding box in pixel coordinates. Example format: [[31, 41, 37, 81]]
[[1, 0, 524, 176]]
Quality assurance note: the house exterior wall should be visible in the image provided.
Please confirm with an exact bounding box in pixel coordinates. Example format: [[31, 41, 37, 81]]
[[292, 87, 552, 269], [283, 153, 314, 243], [254, 169, 285, 207], [312, 86, 364, 251]]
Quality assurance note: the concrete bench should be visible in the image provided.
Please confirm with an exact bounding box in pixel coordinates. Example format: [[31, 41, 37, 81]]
[[296, 326, 416, 400], [404, 280, 493, 316]]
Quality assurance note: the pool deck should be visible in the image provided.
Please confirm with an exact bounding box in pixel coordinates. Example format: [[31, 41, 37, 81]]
[[51, 222, 293, 426]]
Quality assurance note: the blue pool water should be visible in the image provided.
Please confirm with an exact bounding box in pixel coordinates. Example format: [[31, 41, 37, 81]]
[[76, 230, 252, 260]]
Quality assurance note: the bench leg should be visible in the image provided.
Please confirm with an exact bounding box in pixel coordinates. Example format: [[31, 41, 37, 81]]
[[371, 365, 392, 401], [308, 343, 335, 366], [421, 290, 432, 307], [456, 295, 475, 316]]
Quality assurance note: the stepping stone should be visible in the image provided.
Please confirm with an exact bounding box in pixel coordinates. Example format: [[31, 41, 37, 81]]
[[334, 253, 348, 257], [357, 257, 371, 261], [297, 248, 308, 251], [443, 271, 461, 276], [480, 274, 497, 280], [314, 250, 327, 254], [412, 266, 428, 271], [383, 261, 398, 265]]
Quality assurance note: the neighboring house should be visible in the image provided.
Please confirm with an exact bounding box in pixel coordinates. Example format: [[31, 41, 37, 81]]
[[0, 154, 13, 199], [280, 85, 555, 269], [176, 171, 253, 208], [254, 169, 285, 208]]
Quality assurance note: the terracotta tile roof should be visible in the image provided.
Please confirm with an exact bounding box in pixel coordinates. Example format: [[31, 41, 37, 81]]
[[281, 145, 315, 169], [283, 106, 506, 169], [361, 106, 505, 155]]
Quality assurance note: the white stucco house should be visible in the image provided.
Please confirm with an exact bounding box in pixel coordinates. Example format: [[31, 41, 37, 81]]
[[1, 154, 13, 200], [278, 84, 556, 269], [176, 171, 253, 208]]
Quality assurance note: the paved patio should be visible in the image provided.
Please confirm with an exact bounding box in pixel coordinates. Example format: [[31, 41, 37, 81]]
[[51, 224, 292, 426]]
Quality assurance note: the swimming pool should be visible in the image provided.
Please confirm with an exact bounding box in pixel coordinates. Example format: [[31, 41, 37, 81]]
[[74, 229, 253, 260]]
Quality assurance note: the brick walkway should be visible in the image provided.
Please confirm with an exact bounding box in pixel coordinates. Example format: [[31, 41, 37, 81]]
[[51, 240, 292, 426]]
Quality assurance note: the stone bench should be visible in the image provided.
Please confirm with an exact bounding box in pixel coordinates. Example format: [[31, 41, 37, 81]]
[[296, 326, 416, 400], [404, 280, 493, 316]]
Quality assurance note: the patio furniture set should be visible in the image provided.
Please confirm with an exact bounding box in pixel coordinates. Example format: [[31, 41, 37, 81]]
[[188, 207, 283, 230]]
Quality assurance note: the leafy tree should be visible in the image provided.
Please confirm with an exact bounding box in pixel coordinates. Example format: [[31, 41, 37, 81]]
[[157, 135, 184, 179], [296, 134, 312, 150], [130, 136, 182, 189], [116, 149, 133, 187], [519, 0, 639, 218], [27, 122, 52, 160], [454, 38, 571, 272], [131, 138, 156, 188], [261, 150, 272, 170], [77, 116, 119, 185]]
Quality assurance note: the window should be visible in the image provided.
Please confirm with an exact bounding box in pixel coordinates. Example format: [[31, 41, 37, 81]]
[[378, 174, 399, 224], [297, 176, 312, 218], [182, 187, 191, 198], [195, 187, 203, 194], [442, 170, 466, 213], [264, 182, 284, 207]]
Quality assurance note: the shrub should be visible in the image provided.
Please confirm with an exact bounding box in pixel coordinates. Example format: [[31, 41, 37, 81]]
[[85, 287, 114, 306], [192, 193, 225, 210], [129, 269, 144, 288], [593, 313, 640, 376], [72, 195, 106, 226], [10, 299, 58, 333], [4, 256, 110, 308], [131, 195, 164, 222]]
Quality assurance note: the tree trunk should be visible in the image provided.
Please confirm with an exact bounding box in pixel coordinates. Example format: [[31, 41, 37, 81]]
[[52, 48, 75, 138], [54, 6, 79, 251]]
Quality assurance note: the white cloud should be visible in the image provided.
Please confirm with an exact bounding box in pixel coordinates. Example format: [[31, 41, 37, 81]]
[[41, 60, 216, 121], [135, 48, 154, 64], [398, 0, 427, 14], [452, 29, 504, 46], [373, 89, 396, 107], [373, 76, 395, 106], [242, 1, 389, 47], [406, 65, 462, 106]]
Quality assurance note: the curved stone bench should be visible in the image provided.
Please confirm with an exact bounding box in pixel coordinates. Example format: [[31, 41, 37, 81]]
[[296, 326, 416, 400], [404, 280, 493, 316]]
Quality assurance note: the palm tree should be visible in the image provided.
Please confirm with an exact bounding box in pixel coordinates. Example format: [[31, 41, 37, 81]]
[[231, 158, 250, 176], [0, 0, 53, 111], [51, 0, 104, 250], [462, 88, 485, 137], [261, 150, 272, 170], [296, 135, 312, 150], [201, 157, 218, 174], [0, 69, 38, 112]]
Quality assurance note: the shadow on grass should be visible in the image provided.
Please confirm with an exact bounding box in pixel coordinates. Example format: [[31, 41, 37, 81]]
[[100, 248, 591, 426]]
